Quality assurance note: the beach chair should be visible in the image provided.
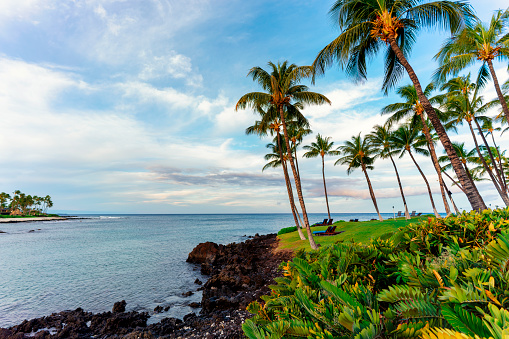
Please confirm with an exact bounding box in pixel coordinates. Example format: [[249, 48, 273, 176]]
[[327, 219, 333, 225], [397, 211, 402, 217], [354, 219, 359, 222], [349, 219, 354, 222], [313, 226, 333, 235], [315, 226, 344, 236], [410, 211, 416, 217], [417, 213, 422, 216], [312, 219, 328, 226]]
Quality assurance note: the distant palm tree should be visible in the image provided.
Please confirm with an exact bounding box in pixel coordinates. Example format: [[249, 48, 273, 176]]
[[441, 74, 509, 206], [391, 124, 440, 218], [336, 134, 383, 222], [382, 83, 452, 215], [237, 61, 331, 250], [303, 134, 339, 219], [312, 0, 486, 211], [434, 9, 509, 123], [0, 192, 10, 209], [368, 125, 410, 219]]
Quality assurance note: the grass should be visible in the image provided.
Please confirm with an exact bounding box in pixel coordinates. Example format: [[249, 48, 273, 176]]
[[277, 216, 430, 252]]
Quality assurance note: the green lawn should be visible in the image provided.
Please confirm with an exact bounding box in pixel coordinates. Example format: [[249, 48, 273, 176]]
[[277, 216, 430, 252]]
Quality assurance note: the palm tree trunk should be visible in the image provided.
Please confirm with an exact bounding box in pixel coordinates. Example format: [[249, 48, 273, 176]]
[[277, 133, 306, 240], [279, 106, 318, 250], [442, 180, 460, 214], [490, 132, 507, 188], [487, 59, 509, 125], [388, 154, 410, 219], [294, 146, 301, 182], [467, 120, 509, 206], [362, 163, 383, 221], [442, 170, 466, 195], [473, 118, 506, 191], [322, 156, 331, 220], [408, 150, 440, 218], [420, 114, 451, 215], [388, 37, 487, 211]]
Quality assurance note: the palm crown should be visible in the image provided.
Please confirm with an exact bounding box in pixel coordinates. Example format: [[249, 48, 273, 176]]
[[303, 134, 339, 159], [313, 0, 473, 93], [336, 134, 376, 174]]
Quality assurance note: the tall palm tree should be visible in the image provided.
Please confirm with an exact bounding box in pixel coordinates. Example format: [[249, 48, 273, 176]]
[[336, 134, 383, 222], [237, 61, 331, 250], [287, 123, 312, 180], [263, 140, 307, 241], [434, 9, 509, 123], [441, 75, 509, 205], [312, 0, 486, 211], [302, 134, 340, 220], [368, 124, 410, 219], [391, 124, 441, 218], [246, 109, 308, 241], [382, 83, 452, 215]]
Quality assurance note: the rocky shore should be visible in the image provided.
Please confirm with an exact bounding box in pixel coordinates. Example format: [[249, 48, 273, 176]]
[[0, 233, 292, 338]]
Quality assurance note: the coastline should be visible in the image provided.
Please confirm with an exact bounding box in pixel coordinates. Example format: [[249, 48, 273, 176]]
[[0, 217, 68, 223], [0, 233, 292, 338]]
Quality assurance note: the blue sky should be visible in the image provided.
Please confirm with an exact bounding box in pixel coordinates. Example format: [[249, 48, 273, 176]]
[[0, 0, 507, 214]]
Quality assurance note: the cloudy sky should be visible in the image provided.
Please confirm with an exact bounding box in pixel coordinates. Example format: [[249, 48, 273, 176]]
[[0, 0, 507, 214]]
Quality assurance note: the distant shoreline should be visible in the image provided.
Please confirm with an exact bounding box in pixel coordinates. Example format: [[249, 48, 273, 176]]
[[0, 216, 70, 223]]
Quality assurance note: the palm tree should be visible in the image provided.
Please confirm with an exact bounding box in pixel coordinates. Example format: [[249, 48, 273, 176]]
[[434, 9, 509, 123], [0, 192, 11, 209], [312, 0, 486, 211], [368, 125, 410, 219], [439, 142, 478, 192], [441, 75, 509, 205], [302, 134, 340, 220], [237, 61, 331, 250], [391, 124, 441, 218], [336, 134, 383, 222], [382, 83, 452, 215], [247, 110, 308, 241], [287, 123, 312, 180], [482, 119, 506, 188]]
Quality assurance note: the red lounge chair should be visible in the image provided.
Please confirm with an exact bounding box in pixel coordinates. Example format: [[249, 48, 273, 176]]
[[327, 219, 333, 225]]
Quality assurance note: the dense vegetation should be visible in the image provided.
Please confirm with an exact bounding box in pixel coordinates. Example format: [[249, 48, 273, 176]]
[[0, 190, 54, 216], [244, 209, 509, 338]]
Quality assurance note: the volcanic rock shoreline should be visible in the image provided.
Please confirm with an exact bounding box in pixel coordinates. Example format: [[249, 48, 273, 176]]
[[0, 233, 292, 338]]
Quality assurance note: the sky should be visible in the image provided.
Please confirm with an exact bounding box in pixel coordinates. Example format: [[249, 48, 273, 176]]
[[0, 0, 508, 214]]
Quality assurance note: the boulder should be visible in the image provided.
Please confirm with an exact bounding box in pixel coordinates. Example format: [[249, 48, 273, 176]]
[[187, 242, 220, 264], [112, 300, 126, 313]]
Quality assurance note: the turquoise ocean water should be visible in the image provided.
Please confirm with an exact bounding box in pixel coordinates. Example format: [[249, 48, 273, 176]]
[[0, 213, 396, 327]]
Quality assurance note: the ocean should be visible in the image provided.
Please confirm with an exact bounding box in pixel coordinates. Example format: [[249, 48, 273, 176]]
[[0, 213, 396, 327]]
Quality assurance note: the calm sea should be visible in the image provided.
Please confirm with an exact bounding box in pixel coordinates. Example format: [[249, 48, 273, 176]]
[[0, 213, 394, 327]]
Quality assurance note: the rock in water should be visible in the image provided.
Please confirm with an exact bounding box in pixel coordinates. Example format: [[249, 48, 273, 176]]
[[112, 300, 126, 313], [187, 242, 221, 264]]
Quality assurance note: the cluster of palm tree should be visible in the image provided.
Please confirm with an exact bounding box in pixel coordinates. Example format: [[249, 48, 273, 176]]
[[0, 191, 53, 216], [236, 0, 509, 249]]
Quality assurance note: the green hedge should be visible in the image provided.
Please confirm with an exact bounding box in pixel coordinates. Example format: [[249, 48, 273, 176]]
[[278, 226, 298, 235]]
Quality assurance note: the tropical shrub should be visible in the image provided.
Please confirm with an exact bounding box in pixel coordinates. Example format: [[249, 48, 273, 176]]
[[279, 226, 298, 235], [244, 208, 509, 338]]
